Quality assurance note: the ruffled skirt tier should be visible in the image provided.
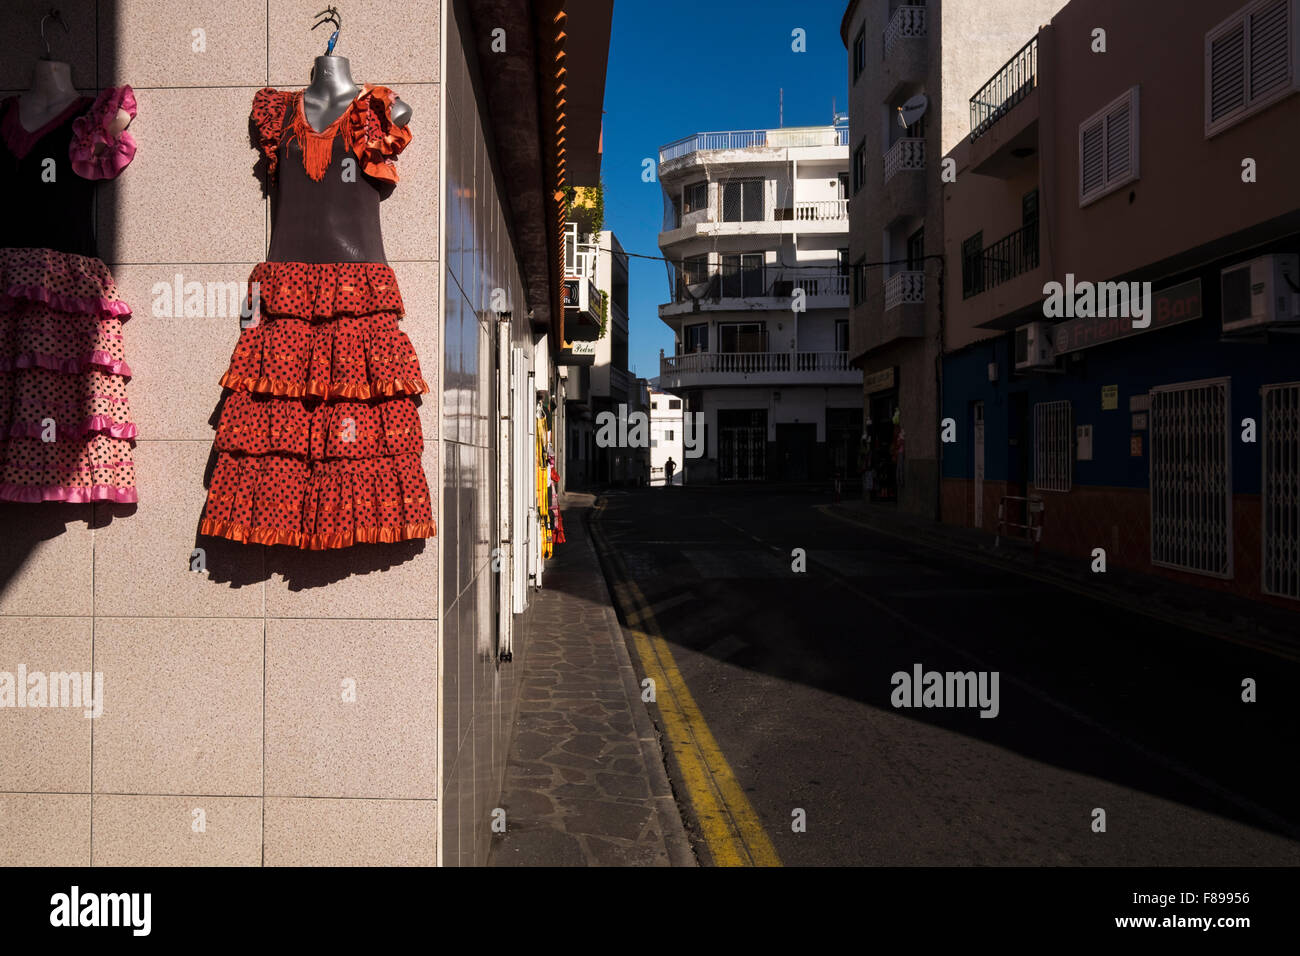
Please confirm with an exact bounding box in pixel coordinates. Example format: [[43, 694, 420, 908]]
[[0, 247, 138, 503], [199, 261, 434, 549]]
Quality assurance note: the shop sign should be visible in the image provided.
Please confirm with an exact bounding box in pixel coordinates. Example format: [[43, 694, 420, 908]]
[[1054, 278, 1202, 354], [1102, 385, 1118, 410], [864, 367, 896, 394]]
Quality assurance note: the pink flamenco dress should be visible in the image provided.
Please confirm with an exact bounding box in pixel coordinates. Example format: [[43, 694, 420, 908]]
[[0, 86, 139, 504]]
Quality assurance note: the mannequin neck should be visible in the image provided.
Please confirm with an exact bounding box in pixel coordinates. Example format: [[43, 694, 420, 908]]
[[27, 60, 79, 108], [307, 55, 359, 103]]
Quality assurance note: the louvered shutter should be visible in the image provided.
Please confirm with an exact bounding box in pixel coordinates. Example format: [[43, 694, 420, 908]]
[[1080, 117, 1105, 199], [1249, 0, 1291, 100], [1105, 95, 1133, 182], [1210, 21, 1247, 122]]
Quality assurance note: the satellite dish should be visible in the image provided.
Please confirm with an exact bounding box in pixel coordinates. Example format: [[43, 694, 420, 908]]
[[897, 94, 929, 130]]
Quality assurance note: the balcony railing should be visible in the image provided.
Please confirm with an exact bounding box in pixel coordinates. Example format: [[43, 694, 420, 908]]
[[970, 35, 1038, 141], [884, 270, 926, 310], [794, 199, 849, 222], [661, 350, 852, 377], [962, 220, 1040, 299], [884, 137, 926, 183], [884, 5, 927, 56], [659, 125, 850, 163], [670, 267, 850, 304]]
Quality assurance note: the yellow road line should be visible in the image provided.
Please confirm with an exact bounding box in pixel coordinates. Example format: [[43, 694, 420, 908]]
[[592, 500, 781, 867], [816, 504, 1300, 665]]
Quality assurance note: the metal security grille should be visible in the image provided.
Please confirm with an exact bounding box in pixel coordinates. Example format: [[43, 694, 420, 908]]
[[1032, 400, 1072, 493], [1263, 382, 1300, 599], [1150, 378, 1232, 578]]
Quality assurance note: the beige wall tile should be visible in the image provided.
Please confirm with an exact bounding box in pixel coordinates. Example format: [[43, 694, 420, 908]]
[[99, 0, 268, 89], [0, 506, 94, 616], [265, 618, 436, 798], [92, 794, 261, 865], [0, 617, 93, 792], [0, 1, 97, 91], [109, 264, 260, 442], [0, 793, 90, 866], [264, 797, 435, 866], [381, 84, 441, 262], [94, 440, 264, 618], [98, 86, 267, 265], [92, 617, 263, 795], [267, 1, 440, 88]]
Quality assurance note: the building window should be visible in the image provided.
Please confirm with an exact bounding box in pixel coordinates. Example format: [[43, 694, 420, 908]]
[[1263, 381, 1300, 599], [684, 181, 708, 214], [961, 232, 983, 299], [684, 323, 708, 353], [652, 400, 659, 410], [853, 26, 867, 83], [1206, 0, 1296, 137], [721, 253, 766, 297], [1151, 379, 1233, 577], [852, 257, 867, 305], [906, 227, 925, 271], [1079, 86, 1140, 206], [665, 429, 675, 441], [1022, 188, 1039, 225], [722, 179, 765, 222], [853, 140, 868, 193], [720, 322, 768, 353], [1032, 400, 1073, 493], [835, 320, 849, 352], [838, 248, 850, 276], [669, 399, 682, 410]]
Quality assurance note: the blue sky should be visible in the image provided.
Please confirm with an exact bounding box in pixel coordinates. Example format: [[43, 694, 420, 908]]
[[602, 0, 850, 379]]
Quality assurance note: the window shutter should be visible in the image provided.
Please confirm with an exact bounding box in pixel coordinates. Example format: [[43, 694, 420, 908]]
[[1249, 0, 1291, 100], [1080, 117, 1105, 198], [1210, 21, 1247, 122], [1105, 94, 1133, 182]]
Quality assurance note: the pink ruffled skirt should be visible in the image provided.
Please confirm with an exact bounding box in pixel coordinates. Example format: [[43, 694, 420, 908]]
[[0, 247, 137, 503]]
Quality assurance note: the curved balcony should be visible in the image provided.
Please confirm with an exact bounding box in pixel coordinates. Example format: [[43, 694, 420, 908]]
[[659, 350, 860, 389]]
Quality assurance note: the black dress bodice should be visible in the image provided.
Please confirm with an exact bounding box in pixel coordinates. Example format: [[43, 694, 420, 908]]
[[0, 96, 100, 259], [266, 116, 388, 265]]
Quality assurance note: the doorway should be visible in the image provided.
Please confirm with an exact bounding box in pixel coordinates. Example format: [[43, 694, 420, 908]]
[[719, 409, 766, 481], [774, 423, 817, 481], [1007, 391, 1029, 498]]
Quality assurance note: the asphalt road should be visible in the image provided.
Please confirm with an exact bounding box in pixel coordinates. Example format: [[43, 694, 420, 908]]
[[590, 486, 1300, 866]]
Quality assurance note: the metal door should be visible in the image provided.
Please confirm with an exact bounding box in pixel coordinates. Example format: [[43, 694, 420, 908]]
[[1263, 382, 1300, 600], [1150, 378, 1232, 578], [974, 401, 985, 528]]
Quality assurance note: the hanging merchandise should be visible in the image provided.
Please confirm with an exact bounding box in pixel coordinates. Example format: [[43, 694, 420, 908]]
[[536, 409, 553, 559], [548, 440, 565, 545], [199, 25, 433, 549], [0, 50, 140, 504]]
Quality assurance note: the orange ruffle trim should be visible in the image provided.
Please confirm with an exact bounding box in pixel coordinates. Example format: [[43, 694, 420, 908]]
[[219, 371, 429, 400], [200, 517, 435, 550]]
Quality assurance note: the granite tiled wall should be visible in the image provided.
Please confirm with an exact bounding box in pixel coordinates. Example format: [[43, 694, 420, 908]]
[[1, 0, 442, 865]]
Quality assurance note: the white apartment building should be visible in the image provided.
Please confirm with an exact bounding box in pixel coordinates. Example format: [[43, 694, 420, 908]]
[[656, 124, 865, 483], [649, 388, 686, 485]]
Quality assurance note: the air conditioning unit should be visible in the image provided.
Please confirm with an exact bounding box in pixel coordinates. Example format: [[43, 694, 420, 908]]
[[1014, 321, 1056, 369], [1221, 254, 1300, 333]]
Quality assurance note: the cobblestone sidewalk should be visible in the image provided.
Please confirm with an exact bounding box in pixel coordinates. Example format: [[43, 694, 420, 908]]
[[488, 493, 695, 867]]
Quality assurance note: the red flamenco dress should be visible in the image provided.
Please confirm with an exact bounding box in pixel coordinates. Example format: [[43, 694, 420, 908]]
[[0, 86, 139, 503], [199, 85, 434, 549]]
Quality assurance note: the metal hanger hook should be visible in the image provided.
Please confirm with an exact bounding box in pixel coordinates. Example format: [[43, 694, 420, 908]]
[[312, 7, 342, 55], [40, 9, 70, 60]]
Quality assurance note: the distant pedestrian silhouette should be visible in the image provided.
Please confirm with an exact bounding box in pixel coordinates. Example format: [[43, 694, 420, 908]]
[[664, 457, 676, 486]]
